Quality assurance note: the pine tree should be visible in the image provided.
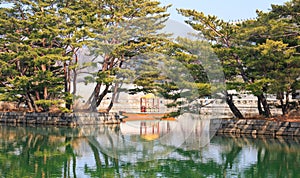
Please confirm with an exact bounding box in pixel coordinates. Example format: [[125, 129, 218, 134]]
[[82, 0, 171, 112], [241, 0, 300, 115], [178, 0, 300, 117], [0, 0, 98, 112], [177, 9, 246, 118], [0, 0, 69, 111]]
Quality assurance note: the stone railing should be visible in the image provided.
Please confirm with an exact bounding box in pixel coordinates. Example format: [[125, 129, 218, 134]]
[[217, 119, 300, 137], [0, 112, 121, 127]]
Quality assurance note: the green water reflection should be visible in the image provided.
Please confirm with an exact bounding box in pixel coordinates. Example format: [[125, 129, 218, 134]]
[[0, 124, 299, 178]]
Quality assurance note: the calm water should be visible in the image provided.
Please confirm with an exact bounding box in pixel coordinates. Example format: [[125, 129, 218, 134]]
[[0, 121, 299, 178]]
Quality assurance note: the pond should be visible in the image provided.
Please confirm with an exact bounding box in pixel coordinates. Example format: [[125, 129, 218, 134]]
[[0, 117, 299, 178]]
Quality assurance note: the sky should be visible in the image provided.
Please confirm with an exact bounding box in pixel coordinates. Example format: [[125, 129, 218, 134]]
[[159, 0, 288, 22]]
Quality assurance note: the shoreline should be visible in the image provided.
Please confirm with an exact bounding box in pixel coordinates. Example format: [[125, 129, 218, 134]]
[[217, 118, 300, 137], [0, 111, 300, 138], [0, 111, 121, 126], [121, 112, 176, 121]]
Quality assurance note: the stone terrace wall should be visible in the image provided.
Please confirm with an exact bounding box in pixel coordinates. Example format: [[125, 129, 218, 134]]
[[217, 119, 300, 137], [0, 112, 120, 126]]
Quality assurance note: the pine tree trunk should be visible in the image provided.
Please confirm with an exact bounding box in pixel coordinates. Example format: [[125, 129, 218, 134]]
[[284, 91, 290, 115], [106, 83, 119, 113], [86, 83, 101, 110], [280, 98, 285, 115], [226, 92, 244, 119], [258, 94, 271, 117], [25, 93, 34, 112], [41, 64, 48, 100], [26, 92, 39, 112], [88, 56, 111, 111], [64, 62, 71, 110], [72, 69, 77, 95], [280, 91, 290, 116], [44, 87, 48, 100], [257, 96, 264, 115], [96, 85, 109, 106]]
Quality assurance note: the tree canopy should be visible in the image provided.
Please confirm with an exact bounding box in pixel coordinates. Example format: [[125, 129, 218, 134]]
[[178, 0, 300, 117], [0, 0, 299, 117]]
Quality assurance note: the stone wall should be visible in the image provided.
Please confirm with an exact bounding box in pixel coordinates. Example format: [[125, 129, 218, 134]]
[[0, 112, 121, 127], [217, 119, 300, 137]]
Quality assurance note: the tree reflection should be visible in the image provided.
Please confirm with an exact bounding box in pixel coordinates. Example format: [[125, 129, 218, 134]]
[[0, 125, 78, 177], [0, 124, 299, 177]]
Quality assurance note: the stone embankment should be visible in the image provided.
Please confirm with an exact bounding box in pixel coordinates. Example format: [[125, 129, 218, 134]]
[[0, 112, 121, 126], [217, 119, 300, 137]]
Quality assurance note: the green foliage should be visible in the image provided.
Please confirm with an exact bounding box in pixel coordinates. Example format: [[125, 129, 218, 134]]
[[79, 0, 171, 111], [0, 0, 105, 111], [125, 37, 215, 115], [1, 0, 298, 115], [178, 0, 300, 116]]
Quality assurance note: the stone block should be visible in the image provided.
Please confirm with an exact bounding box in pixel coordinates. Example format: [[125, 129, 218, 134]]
[[237, 124, 245, 129], [294, 128, 300, 135], [258, 130, 275, 136], [252, 124, 263, 130], [236, 119, 247, 125], [217, 129, 224, 134], [242, 125, 253, 130], [266, 123, 280, 130], [278, 127, 287, 131], [259, 125, 267, 130], [16, 117, 26, 124], [290, 122, 300, 128], [279, 122, 290, 127], [45, 120, 54, 125], [240, 130, 253, 134], [255, 120, 266, 125], [57, 120, 68, 125], [252, 130, 257, 134], [223, 128, 236, 133], [26, 119, 37, 124], [7, 118, 16, 123], [276, 131, 294, 136], [246, 120, 256, 125], [257, 130, 266, 135], [0, 116, 6, 122], [36, 120, 44, 124], [287, 128, 297, 132]]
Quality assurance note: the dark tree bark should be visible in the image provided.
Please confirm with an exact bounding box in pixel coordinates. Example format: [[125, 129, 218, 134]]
[[26, 92, 39, 112], [258, 94, 271, 117], [92, 84, 109, 111], [226, 91, 244, 119], [87, 55, 112, 111], [278, 91, 291, 116], [106, 83, 119, 113], [25, 93, 34, 111], [64, 62, 71, 110], [284, 91, 290, 115], [257, 96, 264, 115]]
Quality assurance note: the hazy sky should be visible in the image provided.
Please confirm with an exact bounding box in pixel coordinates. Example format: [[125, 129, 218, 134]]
[[160, 0, 288, 22]]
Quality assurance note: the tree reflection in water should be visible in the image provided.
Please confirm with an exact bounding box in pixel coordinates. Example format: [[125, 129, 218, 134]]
[[0, 122, 299, 177], [81, 113, 218, 163], [0, 125, 78, 177]]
